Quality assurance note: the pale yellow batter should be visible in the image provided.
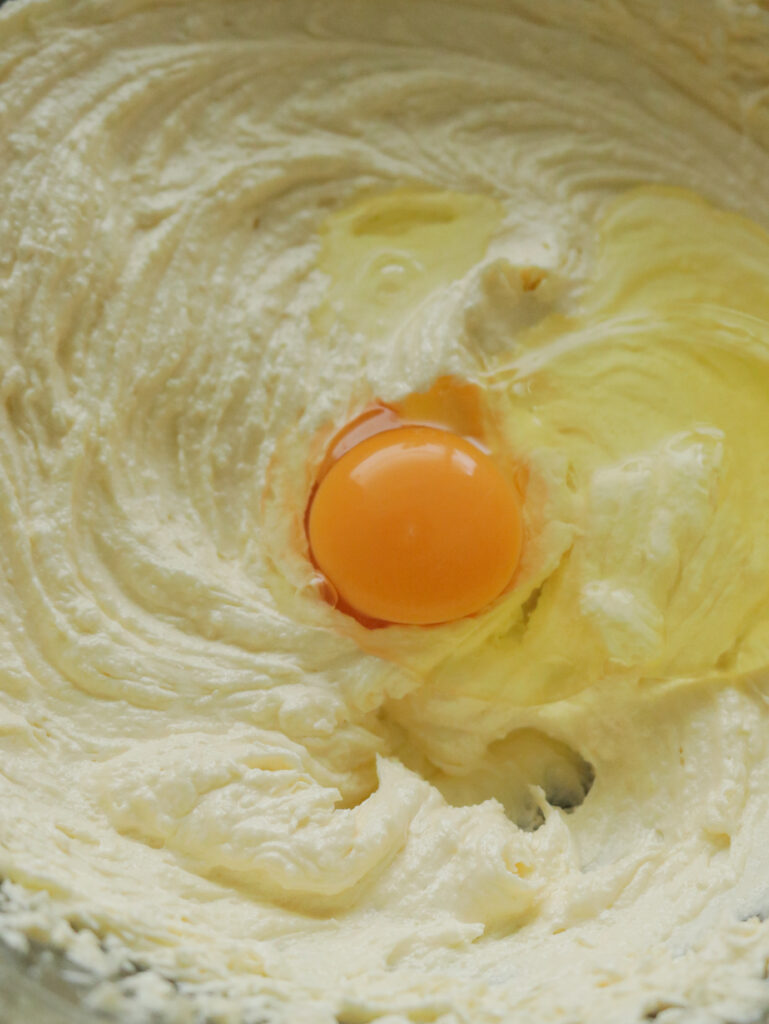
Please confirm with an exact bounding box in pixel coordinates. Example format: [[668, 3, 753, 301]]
[[2, 2, 769, 1023]]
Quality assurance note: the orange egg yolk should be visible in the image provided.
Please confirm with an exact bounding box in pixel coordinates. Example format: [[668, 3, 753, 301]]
[[307, 425, 523, 626]]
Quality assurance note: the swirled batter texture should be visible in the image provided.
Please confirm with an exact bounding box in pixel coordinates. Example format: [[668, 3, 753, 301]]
[[2, 1, 769, 1022]]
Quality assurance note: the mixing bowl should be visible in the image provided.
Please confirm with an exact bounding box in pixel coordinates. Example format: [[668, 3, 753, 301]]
[[2, 0, 769, 1021]]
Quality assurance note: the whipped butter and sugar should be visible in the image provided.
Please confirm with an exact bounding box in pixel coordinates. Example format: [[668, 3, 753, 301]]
[[3, 1, 769, 1022]]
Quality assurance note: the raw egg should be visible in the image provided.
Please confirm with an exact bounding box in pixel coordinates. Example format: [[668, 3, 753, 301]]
[[307, 383, 524, 626]]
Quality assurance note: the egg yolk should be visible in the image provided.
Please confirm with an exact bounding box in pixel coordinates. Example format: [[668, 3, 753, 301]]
[[307, 425, 523, 625]]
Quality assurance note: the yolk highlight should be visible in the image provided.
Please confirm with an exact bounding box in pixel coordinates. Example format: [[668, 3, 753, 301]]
[[307, 425, 523, 625]]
